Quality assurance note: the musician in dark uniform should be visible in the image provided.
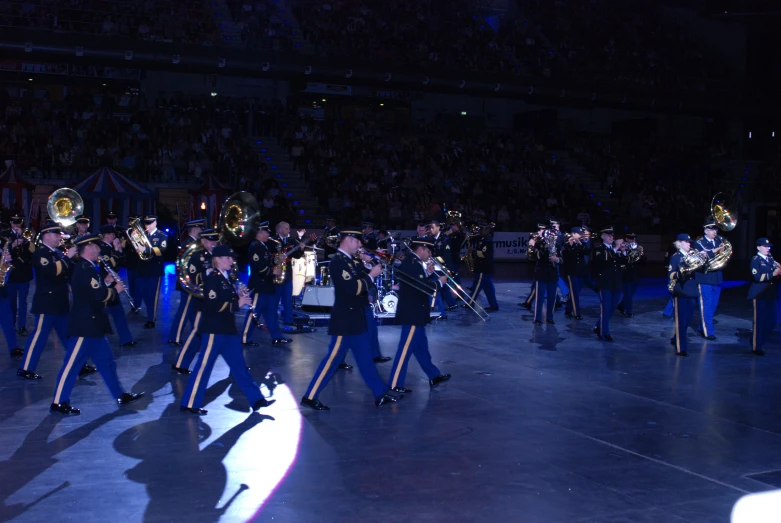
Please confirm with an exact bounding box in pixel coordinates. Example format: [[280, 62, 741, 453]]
[[242, 221, 291, 346], [376, 230, 391, 250], [98, 225, 136, 347], [592, 227, 624, 342], [466, 224, 499, 312], [362, 222, 378, 250], [668, 233, 707, 356], [1, 214, 34, 334], [17, 221, 86, 379], [446, 222, 466, 282], [106, 211, 119, 230], [387, 237, 451, 394], [50, 233, 144, 415], [550, 218, 568, 306], [173, 229, 219, 374], [321, 216, 339, 260], [428, 219, 459, 315], [355, 249, 392, 364], [136, 215, 168, 328], [74, 215, 90, 237], [123, 215, 141, 311], [527, 227, 560, 324], [563, 227, 587, 320], [617, 233, 644, 318], [693, 220, 726, 340], [300, 229, 400, 410], [748, 238, 780, 356], [0, 243, 21, 356], [168, 219, 205, 345], [180, 244, 274, 415], [521, 223, 549, 310], [273, 221, 307, 332]]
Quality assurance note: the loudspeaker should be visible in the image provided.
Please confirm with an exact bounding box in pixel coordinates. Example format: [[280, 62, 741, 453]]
[[301, 286, 335, 310]]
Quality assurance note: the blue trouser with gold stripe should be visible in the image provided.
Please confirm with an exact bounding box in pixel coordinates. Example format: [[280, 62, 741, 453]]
[[533, 280, 557, 322], [0, 295, 18, 352], [564, 275, 583, 316], [174, 311, 202, 370], [21, 314, 68, 371], [136, 276, 161, 322], [52, 336, 123, 405], [181, 333, 263, 410], [342, 306, 382, 363], [697, 284, 721, 337], [168, 291, 196, 343], [275, 278, 294, 325], [672, 296, 695, 353], [621, 281, 638, 314], [107, 304, 133, 345], [7, 281, 30, 329], [596, 290, 620, 336], [468, 272, 498, 309], [304, 331, 388, 401], [242, 293, 283, 343], [388, 325, 440, 389], [752, 298, 776, 351]]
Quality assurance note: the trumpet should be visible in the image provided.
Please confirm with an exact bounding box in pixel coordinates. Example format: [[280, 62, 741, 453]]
[[98, 257, 136, 310]]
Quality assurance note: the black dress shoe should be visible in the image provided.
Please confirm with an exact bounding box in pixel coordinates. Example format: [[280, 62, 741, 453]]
[[50, 402, 80, 415], [593, 326, 601, 336], [390, 386, 412, 393], [574, 315, 583, 320], [373, 356, 392, 363], [272, 338, 293, 345], [676, 351, 689, 357], [117, 392, 145, 405], [752, 349, 766, 356], [143, 321, 155, 329], [167, 340, 183, 346], [242, 341, 259, 347], [601, 334, 614, 342], [338, 363, 353, 370], [78, 364, 97, 377], [300, 397, 330, 411], [180, 406, 208, 415], [484, 306, 499, 312], [10, 348, 24, 358], [375, 393, 403, 406], [521, 303, 532, 310], [120, 341, 137, 347], [252, 398, 276, 411], [17, 368, 43, 380], [617, 304, 625, 313], [533, 320, 542, 325], [171, 365, 191, 375], [17, 327, 28, 335], [546, 319, 555, 325], [429, 374, 451, 387]]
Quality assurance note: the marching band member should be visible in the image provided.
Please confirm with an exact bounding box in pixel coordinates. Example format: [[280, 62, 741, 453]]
[[356, 249, 392, 364], [668, 234, 702, 356], [242, 221, 291, 346], [50, 233, 144, 415], [563, 227, 587, 320], [521, 223, 548, 310], [0, 214, 34, 334], [428, 219, 459, 316], [17, 221, 96, 380], [74, 216, 90, 237], [172, 228, 219, 374], [693, 220, 726, 340], [592, 227, 624, 342], [416, 222, 429, 238], [387, 237, 451, 394], [273, 221, 306, 332], [748, 238, 780, 356], [136, 215, 168, 329], [123, 215, 141, 311], [98, 225, 136, 348], [446, 222, 466, 283], [549, 218, 568, 307], [617, 233, 643, 318], [321, 216, 339, 260], [300, 228, 400, 410], [466, 224, 499, 312], [105, 211, 119, 231], [362, 221, 378, 250], [1, 241, 21, 356], [167, 219, 205, 345], [527, 226, 560, 324], [180, 244, 274, 415]]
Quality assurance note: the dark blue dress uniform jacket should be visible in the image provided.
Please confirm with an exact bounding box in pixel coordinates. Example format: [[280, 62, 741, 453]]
[[563, 241, 589, 277], [528, 242, 560, 283], [693, 236, 725, 286], [247, 240, 275, 294], [668, 252, 700, 298], [31, 246, 73, 316], [98, 241, 124, 307], [592, 244, 624, 292], [136, 229, 168, 277], [328, 251, 371, 336], [199, 270, 240, 335], [395, 254, 437, 326], [472, 234, 494, 275], [748, 254, 779, 301], [67, 258, 115, 337], [188, 248, 213, 311]]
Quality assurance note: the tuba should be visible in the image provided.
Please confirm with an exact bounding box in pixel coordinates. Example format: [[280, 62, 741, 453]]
[[47, 188, 84, 228], [175, 239, 205, 298], [127, 218, 154, 261], [705, 193, 736, 272], [219, 191, 261, 246]]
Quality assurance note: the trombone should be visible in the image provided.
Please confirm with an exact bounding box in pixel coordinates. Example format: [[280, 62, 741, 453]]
[[429, 256, 490, 322]]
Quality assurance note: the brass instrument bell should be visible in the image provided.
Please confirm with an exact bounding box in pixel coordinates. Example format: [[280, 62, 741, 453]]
[[46, 188, 84, 228]]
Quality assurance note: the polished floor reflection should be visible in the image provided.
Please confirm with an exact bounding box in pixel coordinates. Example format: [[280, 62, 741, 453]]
[[0, 273, 778, 522]]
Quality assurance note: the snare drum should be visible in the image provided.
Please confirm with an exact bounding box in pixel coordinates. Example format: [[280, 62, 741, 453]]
[[380, 291, 398, 313]]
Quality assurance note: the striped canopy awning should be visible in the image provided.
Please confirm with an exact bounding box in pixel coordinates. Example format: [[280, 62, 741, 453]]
[[0, 164, 33, 220], [72, 167, 155, 227]]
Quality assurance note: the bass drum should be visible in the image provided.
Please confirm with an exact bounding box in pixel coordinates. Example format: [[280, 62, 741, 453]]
[[380, 291, 399, 313]]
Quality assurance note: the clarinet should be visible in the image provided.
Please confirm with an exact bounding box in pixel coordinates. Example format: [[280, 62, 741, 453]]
[[98, 258, 136, 310], [235, 280, 264, 328]]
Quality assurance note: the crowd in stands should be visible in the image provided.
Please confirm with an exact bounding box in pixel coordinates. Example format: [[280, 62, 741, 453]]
[[226, 0, 296, 52]]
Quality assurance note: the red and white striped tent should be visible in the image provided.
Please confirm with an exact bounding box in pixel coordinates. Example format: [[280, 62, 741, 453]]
[[0, 164, 33, 220], [189, 174, 230, 229], [72, 167, 155, 226]]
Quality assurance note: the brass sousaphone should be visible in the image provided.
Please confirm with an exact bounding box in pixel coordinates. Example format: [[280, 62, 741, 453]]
[[706, 193, 736, 272]]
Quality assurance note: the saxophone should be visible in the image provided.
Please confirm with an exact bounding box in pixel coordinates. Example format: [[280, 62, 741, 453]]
[[0, 238, 12, 287]]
